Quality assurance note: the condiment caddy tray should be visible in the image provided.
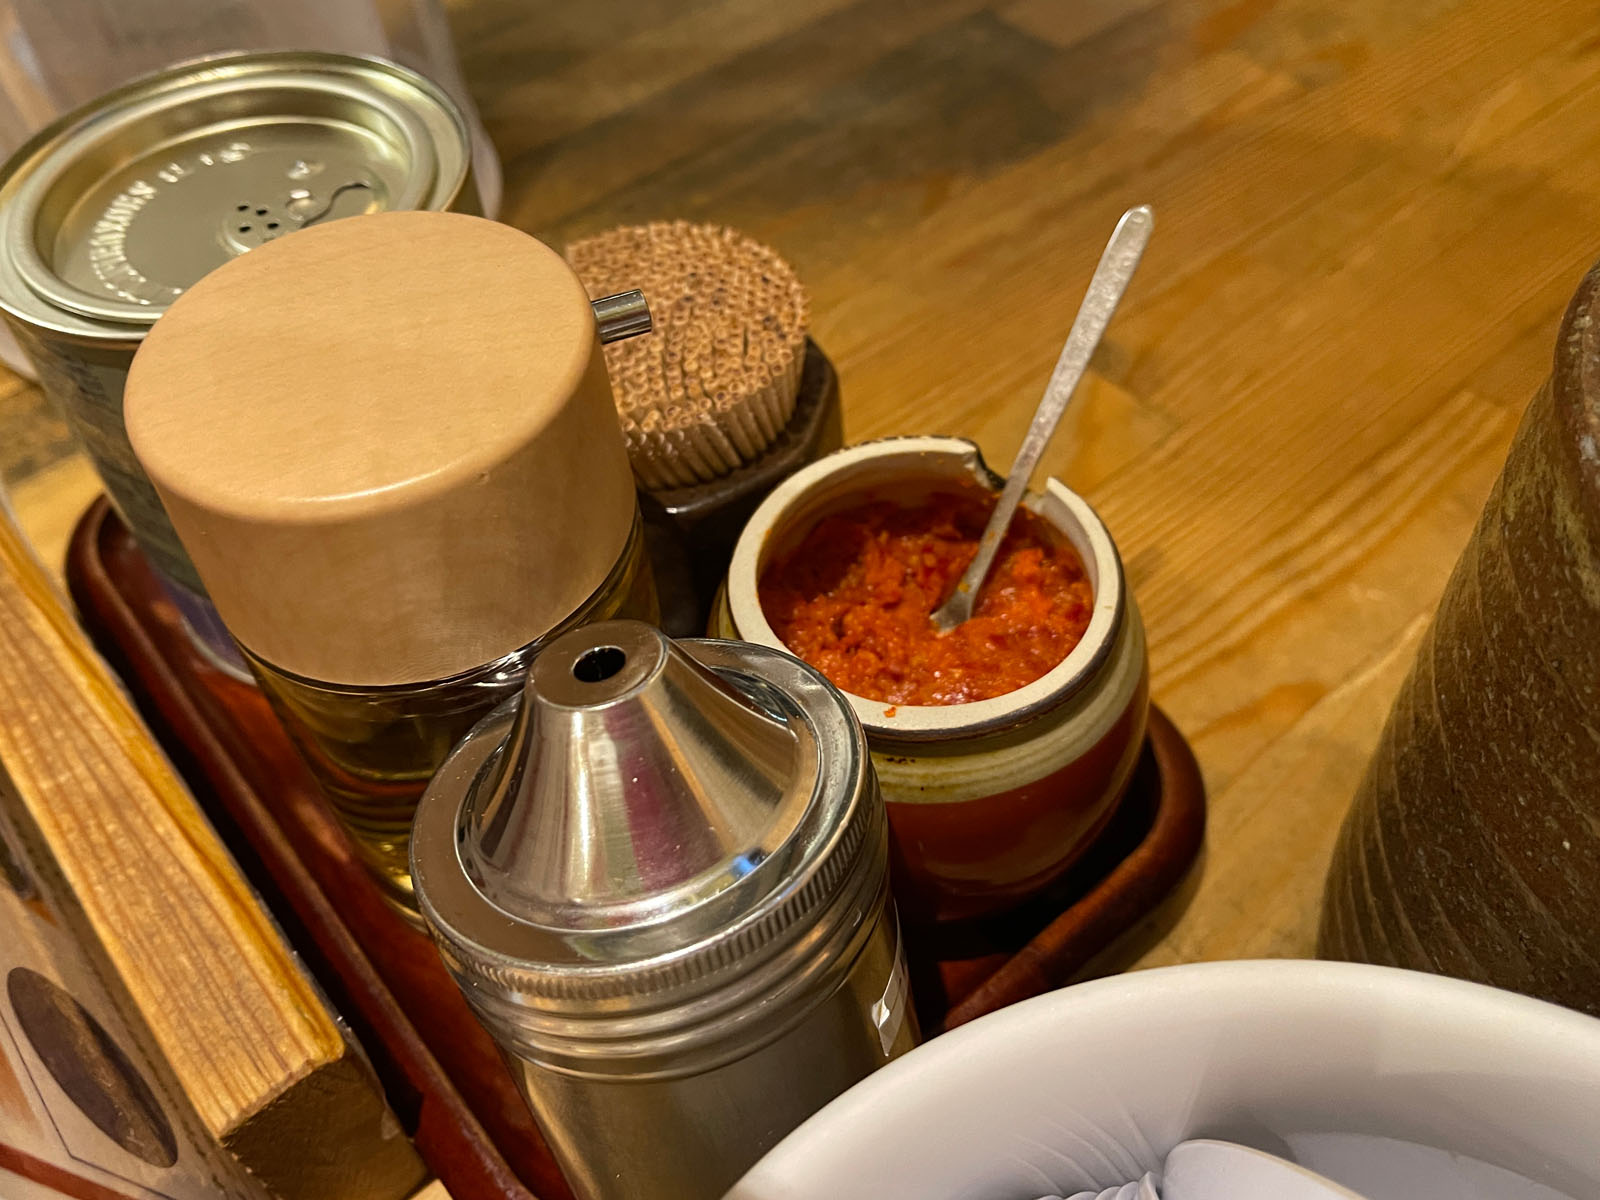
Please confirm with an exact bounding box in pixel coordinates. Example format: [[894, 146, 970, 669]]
[[66, 497, 1206, 1200]]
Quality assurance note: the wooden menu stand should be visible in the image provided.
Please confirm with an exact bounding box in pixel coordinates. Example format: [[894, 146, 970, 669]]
[[0, 502, 424, 1200]]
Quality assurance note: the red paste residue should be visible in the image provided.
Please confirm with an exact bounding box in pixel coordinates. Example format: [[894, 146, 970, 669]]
[[759, 491, 1094, 706]]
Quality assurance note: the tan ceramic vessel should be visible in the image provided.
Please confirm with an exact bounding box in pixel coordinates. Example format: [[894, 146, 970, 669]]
[[716, 436, 1148, 922]]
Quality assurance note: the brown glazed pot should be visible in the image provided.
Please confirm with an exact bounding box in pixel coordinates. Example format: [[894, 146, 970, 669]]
[[1319, 262, 1600, 1015]]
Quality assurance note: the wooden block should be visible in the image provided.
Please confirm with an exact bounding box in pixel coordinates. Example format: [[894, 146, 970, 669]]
[[0, 498, 425, 1200], [0, 791, 260, 1199], [4, 454, 99, 582]]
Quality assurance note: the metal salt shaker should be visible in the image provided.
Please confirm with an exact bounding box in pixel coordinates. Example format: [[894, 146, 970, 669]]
[[0, 52, 480, 679], [411, 621, 917, 1200], [0, 50, 647, 681]]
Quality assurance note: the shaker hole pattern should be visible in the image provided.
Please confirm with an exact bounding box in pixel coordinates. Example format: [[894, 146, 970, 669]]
[[234, 202, 281, 239], [573, 646, 626, 683]]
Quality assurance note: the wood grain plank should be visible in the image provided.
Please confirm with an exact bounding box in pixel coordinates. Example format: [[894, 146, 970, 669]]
[[7, 0, 1600, 981], [500, 0, 1001, 236], [810, 0, 1600, 441], [483, 0, 860, 155], [999, 0, 1166, 50], [1162, 389, 1515, 793], [1131, 611, 1428, 967], [0, 508, 423, 1199]]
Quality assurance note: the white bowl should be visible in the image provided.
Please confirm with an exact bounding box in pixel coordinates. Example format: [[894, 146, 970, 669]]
[[725, 961, 1600, 1200]]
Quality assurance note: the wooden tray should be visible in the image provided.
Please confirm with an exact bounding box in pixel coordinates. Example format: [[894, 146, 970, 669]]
[[66, 498, 1205, 1200]]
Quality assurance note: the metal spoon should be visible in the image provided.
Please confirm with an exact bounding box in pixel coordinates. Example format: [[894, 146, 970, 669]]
[[930, 204, 1154, 632]]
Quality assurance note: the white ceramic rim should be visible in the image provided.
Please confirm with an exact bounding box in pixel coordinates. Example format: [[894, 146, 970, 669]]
[[728, 960, 1600, 1199], [727, 435, 1124, 741]]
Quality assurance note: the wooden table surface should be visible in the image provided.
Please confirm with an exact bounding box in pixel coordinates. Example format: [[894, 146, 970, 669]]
[[4, 0, 1597, 973]]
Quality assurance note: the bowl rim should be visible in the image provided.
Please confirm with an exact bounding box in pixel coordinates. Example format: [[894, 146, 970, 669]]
[[726, 435, 1124, 742], [730, 960, 1600, 1198]]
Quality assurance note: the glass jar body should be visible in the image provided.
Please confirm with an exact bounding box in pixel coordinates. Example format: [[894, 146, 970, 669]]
[[249, 508, 657, 915]]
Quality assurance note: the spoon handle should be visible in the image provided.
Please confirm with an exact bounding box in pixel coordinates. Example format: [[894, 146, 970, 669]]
[[934, 205, 1154, 631]]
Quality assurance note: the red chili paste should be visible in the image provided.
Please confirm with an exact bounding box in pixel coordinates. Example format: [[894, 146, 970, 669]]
[[759, 491, 1094, 706]]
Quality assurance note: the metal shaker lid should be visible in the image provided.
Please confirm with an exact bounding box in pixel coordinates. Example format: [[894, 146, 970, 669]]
[[0, 51, 471, 340], [412, 621, 882, 1015]]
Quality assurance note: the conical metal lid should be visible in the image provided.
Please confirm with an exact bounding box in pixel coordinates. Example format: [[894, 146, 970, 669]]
[[461, 621, 815, 933], [412, 621, 879, 1009]]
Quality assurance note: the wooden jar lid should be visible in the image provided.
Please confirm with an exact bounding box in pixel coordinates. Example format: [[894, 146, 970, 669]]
[[126, 211, 636, 686]]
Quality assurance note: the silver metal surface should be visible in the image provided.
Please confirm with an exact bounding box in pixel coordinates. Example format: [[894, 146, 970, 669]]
[[0, 50, 474, 594], [591, 289, 653, 343], [0, 51, 472, 336], [507, 887, 911, 1200], [461, 620, 812, 942], [932, 204, 1153, 631], [412, 621, 914, 1200]]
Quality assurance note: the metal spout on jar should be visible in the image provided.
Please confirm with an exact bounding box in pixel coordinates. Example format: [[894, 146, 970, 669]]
[[411, 620, 916, 1200]]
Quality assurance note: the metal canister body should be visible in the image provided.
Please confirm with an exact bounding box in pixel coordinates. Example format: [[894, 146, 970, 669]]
[[0, 50, 476, 594], [507, 881, 909, 1200], [413, 624, 918, 1200]]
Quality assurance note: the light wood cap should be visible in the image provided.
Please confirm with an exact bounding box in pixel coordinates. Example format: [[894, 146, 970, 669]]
[[125, 211, 636, 686]]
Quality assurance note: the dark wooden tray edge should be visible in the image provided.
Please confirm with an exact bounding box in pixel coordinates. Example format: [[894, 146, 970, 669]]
[[66, 495, 1207, 1191], [943, 707, 1206, 1027], [67, 496, 539, 1200]]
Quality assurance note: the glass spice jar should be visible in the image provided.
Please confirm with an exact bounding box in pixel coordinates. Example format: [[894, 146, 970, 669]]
[[247, 514, 655, 899], [125, 210, 656, 915]]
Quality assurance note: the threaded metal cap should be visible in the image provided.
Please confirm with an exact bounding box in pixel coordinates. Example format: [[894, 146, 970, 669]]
[[411, 622, 880, 1020]]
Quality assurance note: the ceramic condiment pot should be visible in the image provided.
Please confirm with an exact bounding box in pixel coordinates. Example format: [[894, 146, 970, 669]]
[[716, 436, 1148, 922]]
